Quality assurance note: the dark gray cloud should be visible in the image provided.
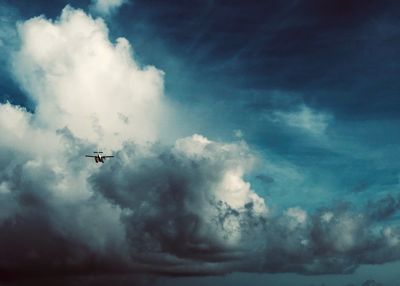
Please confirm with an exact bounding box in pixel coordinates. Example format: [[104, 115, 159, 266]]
[[256, 204, 400, 274], [88, 136, 267, 273], [0, 126, 264, 280], [1, 275, 157, 286], [366, 195, 400, 221], [1, 125, 400, 284]]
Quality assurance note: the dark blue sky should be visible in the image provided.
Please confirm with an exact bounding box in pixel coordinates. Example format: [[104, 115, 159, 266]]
[[6, 0, 400, 116], [1, 1, 400, 285], [111, 0, 400, 115]]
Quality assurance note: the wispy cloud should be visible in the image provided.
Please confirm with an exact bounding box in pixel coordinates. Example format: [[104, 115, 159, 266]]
[[271, 105, 333, 136], [90, 0, 128, 16]]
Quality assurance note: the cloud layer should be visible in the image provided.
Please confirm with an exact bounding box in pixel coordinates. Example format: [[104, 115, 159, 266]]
[[1, 5, 400, 284]]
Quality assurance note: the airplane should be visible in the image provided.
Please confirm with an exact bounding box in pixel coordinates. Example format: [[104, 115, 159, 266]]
[[85, 151, 114, 163]]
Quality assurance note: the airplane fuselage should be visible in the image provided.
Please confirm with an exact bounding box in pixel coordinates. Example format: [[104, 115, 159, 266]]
[[85, 151, 114, 163], [94, 154, 104, 163]]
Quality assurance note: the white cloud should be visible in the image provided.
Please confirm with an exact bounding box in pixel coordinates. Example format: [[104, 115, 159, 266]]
[[234, 129, 243, 138], [272, 105, 332, 135], [321, 211, 334, 223], [90, 0, 127, 16], [174, 134, 268, 218], [13, 6, 165, 150], [286, 207, 307, 224]]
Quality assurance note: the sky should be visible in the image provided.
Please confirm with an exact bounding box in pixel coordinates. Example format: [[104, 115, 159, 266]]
[[0, 0, 400, 285]]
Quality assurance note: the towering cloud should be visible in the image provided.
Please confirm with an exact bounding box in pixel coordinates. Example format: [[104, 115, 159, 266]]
[[1, 5, 268, 280], [13, 6, 165, 149]]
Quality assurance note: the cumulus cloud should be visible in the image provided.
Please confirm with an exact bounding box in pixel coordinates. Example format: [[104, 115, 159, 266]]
[[89, 135, 268, 270], [1, 6, 268, 280], [1, 4, 400, 284], [258, 204, 400, 274], [90, 0, 128, 16], [12, 5, 165, 150]]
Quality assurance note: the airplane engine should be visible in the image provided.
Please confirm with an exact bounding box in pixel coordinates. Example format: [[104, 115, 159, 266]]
[[85, 151, 113, 163]]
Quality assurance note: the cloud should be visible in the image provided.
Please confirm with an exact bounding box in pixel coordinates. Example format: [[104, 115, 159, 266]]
[[271, 105, 332, 136], [90, 0, 128, 16], [366, 195, 400, 221], [90, 135, 268, 269], [12, 5, 166, 150], [0, 122, 268, 279], [258, 204, 400, 275], [0, 1, 19, 97], [1, 4, 400, 284], [0, 3, 17, 52], [361, 280, 384, 286], [1, 6, 268, 279], [233, 129, 244, 138]]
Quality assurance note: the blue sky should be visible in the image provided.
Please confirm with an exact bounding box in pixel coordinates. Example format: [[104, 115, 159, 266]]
[[0, 1, 400, 285]]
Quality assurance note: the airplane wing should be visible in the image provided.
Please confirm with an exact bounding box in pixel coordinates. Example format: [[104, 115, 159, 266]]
[[103, 155, 114, 158], [85, 155, 96, 158]]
